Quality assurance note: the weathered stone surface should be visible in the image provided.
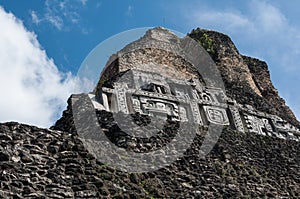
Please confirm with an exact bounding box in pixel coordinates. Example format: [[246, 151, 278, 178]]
[[92, 27, 299, 142], [188, 28, 299, 128], [243, 55, 299, 127], [0, 27, 299, 198]]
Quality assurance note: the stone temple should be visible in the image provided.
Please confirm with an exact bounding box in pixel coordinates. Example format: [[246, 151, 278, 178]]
[[1, 27, 300, 198], [89, 27, 300, 142]]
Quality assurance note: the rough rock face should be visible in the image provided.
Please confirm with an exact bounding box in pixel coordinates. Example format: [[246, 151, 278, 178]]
[[243, 56, 299, 127], [188, 28, 299, 128], [0, 27, 299, 198]]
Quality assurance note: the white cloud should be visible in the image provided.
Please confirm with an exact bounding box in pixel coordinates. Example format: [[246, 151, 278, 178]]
[[31, 0, 86, 31], [79, 0, 88, 6], [192, 11, 251, 32], [0, 7, 91, 127], [59, 1, 67, 9], [185, 0, 300, 62], [45, 12, 63, 30], [249, 0, 287, 33], [125, 5, 133, 16], [30, 10, 41, 25]]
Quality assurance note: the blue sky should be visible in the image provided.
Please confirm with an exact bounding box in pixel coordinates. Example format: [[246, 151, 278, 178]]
[[0, 0, 299, 127]]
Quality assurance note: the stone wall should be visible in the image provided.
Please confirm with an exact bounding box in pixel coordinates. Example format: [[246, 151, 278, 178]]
[[2, 94, 298, 198], [95, 66, 299, 142], [97, 49, 201, 99]]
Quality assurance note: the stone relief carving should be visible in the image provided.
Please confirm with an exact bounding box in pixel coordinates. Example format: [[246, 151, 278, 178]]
[[190, 101, 203, 125], [92, 69, 300, 142], [179, 106, 188, 122], [136, 96, 179, 120], [243, 113, 273, 136], [271, 115, 299, 132], [203, 106, 229, 125], [228, 106, 244, 132], [200, 92, 212, 103]]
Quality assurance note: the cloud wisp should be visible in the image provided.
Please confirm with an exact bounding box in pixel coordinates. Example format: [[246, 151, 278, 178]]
[[30, 0, 87, 31], [0, 7, 91, 127], [30, 10, 41, 25], [125, 5, 133, 16]]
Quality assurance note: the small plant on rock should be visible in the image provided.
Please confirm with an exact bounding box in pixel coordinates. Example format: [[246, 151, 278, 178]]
[[198, 33, 215, 55]]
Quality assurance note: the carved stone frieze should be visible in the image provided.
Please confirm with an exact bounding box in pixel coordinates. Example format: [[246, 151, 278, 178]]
[[93, 64, 300, 142]]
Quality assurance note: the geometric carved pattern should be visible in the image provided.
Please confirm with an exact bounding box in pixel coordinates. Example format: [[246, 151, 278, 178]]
[[96, 69, 300, 142], [203, 106, 229, 125], [229, 106, 244, 132], [116, 89, 129, 114], [132, 95, 179, 120], [244, 114, 260, 133], [271, 116, 298, 132], [190, 101, 203, 125], [200, 92, 213, 103], [243, 113, 273, 136]]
